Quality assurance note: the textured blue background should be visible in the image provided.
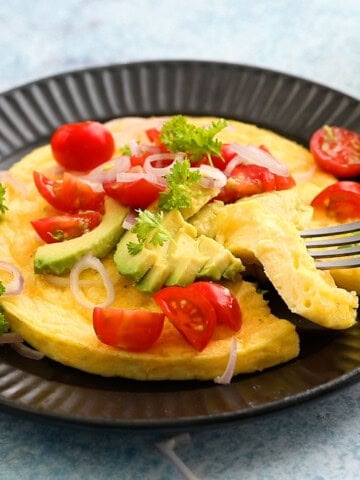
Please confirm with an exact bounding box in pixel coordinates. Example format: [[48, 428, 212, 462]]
[[0, 1, 360, 479]]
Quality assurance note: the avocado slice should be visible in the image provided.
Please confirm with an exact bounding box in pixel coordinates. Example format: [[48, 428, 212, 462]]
[[115, 210, 197, 286], [136, 210, 196, 293], [114, 229, 158, 282], [165, 229, 208, 286], [34, 198, 129, 275], [197, 235, 244, 280], [180, 185, 220, 219]]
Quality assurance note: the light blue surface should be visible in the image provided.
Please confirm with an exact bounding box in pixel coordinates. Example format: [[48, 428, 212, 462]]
[[0, 1, 360, 479]]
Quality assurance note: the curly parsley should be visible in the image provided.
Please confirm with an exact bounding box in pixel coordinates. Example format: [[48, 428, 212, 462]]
[[159, 158, 202, 212], [127, 210, 172, 255], [0, 183, 8, 214], [0, 283, 9, 336], [160, 115, 227, 162]]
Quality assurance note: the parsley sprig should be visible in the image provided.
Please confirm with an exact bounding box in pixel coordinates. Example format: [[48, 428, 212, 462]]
[[127, 210, 172, 255], [0, 183, 8, 214], [159, 158, 201, 211], [0, 284, 9, 336], [160, 115, 227, 162]]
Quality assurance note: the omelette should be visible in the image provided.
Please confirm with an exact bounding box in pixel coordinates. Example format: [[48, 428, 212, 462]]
[[0, 116, 358, 381]]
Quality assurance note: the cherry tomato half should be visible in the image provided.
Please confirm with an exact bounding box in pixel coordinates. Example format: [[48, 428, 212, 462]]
[[310, 126, 360, 178], [31, 211, 102, 243], [103, 178, 166, 209], [33, 171, 105, 213], [146, 128, 168, 151], [187, 282, 242, 331], [93, 307, 165, 352], [51, 121, 115, 172], [208, 144, 238, 170], [153, 286, 217, 351], [216, 164, 295, 203], [311, 181, 360, 221]]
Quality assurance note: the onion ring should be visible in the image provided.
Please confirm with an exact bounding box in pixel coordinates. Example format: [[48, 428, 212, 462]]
[[198, 164, 227, 188], [80, 156, 131, 186], [224, 143, 289, 177], [0, 261, 24, 296], [143, 153, 184, 177], [69, 254, 115, 309], [214, 336, 238, 384], [0, 171, 27, 196]]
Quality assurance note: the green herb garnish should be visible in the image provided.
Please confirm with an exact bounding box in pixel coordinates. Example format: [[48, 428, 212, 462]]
[[0, 283, 9, 336], [0, 183, 8, 214], [127, 210, 172, 255], [159, 158, 202, 212], [0, 307, 9, 336], [323, 125, 335, 141], [119, 144, 132, 156], [160, 115, 227, 162]]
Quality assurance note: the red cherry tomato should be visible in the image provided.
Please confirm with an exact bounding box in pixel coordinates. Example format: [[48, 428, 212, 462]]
[[153, 286, 217, 351], [103, 178, 166, 209], [51, 121, 115, 172], [216, 164, 295, 203], [187, 282, 242, 331], [208, 143, 238, 170], [93, 307, 165, 352], [33, 171, 105, 213], [31, 211, 102, 243], [146, 128, 168, 151], [310, 126, 360, 178], [311, 181, 360, 221]]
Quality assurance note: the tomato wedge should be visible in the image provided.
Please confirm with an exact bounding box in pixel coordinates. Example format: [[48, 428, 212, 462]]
[[103, 178, 166, 209], [310, 126, 360, 178], [311, 181, 360, 221], [216, 164, 295, 203], [33, 171, 105, 213], [146, 128, 168, 151], [208, 143, 238, 170], [154, 286, 217, 351], [187, 282, 242, 331], [31, 211, 102, 243], [93, 307, 165, 352], [51, 121, 115, 172]]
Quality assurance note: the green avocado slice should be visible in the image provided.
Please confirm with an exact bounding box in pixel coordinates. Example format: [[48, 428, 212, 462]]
[[34, 198, 129, 275]]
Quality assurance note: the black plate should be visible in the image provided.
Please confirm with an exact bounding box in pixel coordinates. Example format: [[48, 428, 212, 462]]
[[0, 60, 359, 430]]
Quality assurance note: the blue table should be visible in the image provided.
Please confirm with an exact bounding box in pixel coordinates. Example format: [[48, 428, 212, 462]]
[[0, 1, 359, 479]]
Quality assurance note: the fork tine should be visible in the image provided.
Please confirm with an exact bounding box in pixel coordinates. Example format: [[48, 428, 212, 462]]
[[301, 221, 360, 269], [304, 233, 360, 248], [301, 220, 360, 237], [314, 257, 360, 270], [308, 245, 360, 259]]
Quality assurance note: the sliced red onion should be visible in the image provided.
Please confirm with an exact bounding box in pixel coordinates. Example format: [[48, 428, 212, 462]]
[[10, 342, 45, 360], [198, 164, 227, 189], [80, 156, 131, 186], [141, 144, 163, 154], [122, 210, 138, 230], [0, 261, 24, 296], [156, 433, 200, 480], [129, 139, 141, 156], [0, 171, 27, 196], [116, 171, 165, 185], [224, 143, 289, 177], [214, 336, 238, 384], [143, 153, 184, 177], [0, 332, 24, 344], [69, 253, 115, 309]]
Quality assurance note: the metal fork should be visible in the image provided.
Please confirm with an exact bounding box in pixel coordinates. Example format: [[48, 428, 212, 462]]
[[301, 221, 360, 270]]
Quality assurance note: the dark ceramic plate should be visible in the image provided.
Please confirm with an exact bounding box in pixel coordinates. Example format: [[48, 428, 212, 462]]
[[0, 60, 359, 430]]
